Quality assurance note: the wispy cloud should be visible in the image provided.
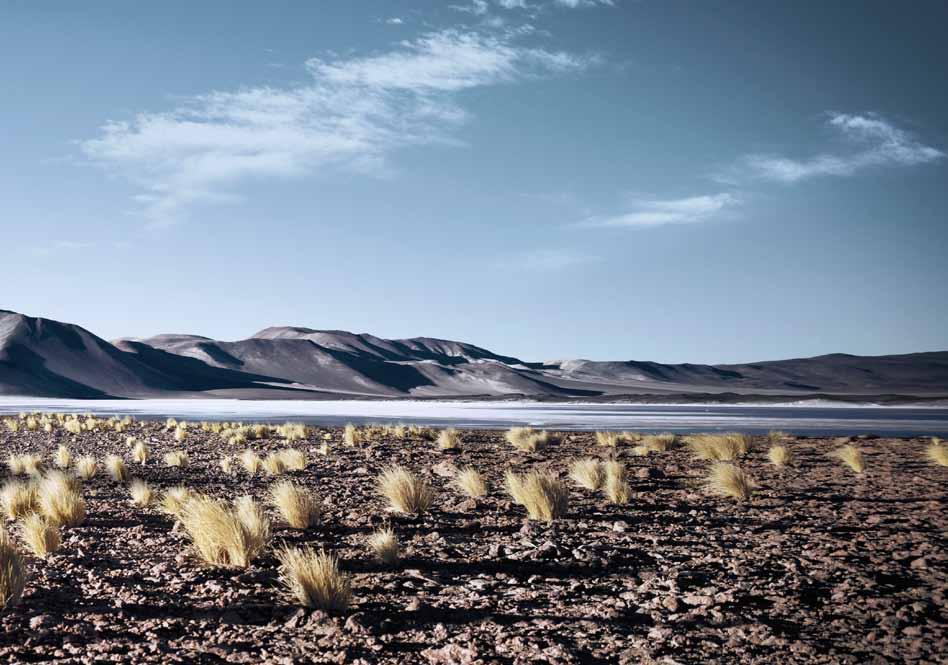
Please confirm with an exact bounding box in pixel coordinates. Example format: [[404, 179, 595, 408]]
[[553, 0, 614, 8], [502, 248, 598, 271], [728, 113, 944, 184], [384, 17, 404, 25], [578, 193, 741, 228], [30, 241, 94, 257], [80, 29, 596, 227]]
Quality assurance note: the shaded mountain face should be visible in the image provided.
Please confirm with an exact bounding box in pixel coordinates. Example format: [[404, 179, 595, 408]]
[[1, 309, 947, 400]]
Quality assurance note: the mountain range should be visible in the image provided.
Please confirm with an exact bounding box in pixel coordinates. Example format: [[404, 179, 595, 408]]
[[1, 309, 947, 402]]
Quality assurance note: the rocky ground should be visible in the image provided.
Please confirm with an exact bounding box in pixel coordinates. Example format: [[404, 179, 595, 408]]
[[0, 420, 944, 664]]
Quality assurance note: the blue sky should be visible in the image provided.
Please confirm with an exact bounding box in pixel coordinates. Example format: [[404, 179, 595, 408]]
[[2, 0, 947, 363]]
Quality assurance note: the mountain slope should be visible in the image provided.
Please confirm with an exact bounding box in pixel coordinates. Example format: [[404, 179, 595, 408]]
[[2, 309, 946, 400]]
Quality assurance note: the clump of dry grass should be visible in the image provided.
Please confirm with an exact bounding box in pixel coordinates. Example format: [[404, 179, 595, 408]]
[[925, 438, 948, 467], [641, 432, 677, 452], [239, 450, 262, 474], [234, 495, 271, 548], [180, 495, 268, 568], [767, 430, 789, 445], [19, 514, 61, 559], [73, 456, 97, 481], [6, 455, 25, 476], [160, 486, 193, 517], [0, 529, 27, 609], [277, 422, 308, 442], [367, 528, 399, 565], [768, 444, 792, 468], [173, 427, 187, 443], [603, 460, 630, 505], [595, 431, 623, 447], [343, 424, 361, 447], [570, 458, 604, 490], [276, 546, 351, 612], [706, 463, 752, 501], [131, 440, 149, 465], [37, 471, 86, 527], [454, 467, 487, 498], [270, 481, 321, 528], [830, 444, 865, 474], [377, 466, 434, 515], [505, 470, 569, 522], [278, 449, 307, 471], [8, 454, 43, 477], [687, 433, 750, 461], [219, 456, 234, 474], [506, 427, 553, 453], [262, 453, 287, 476], [1, 481, 37, 520], [129, 479, 154, 507], [163, 450, 189, 468], [437, 428, 461, 450], [54, 445, 72, 469], [104, 455, 128, 482]]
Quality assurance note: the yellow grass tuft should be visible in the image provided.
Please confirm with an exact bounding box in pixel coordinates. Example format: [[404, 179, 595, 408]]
[[132, 440, 149, 465], [603, 460, 630, 505], [687, 433, 750, 461], [343, 424, 361, 447], [768, 444, 792, 468], [173, 427, 187, 443], [1, 481, 37, 520], [276, 546, 351, 612], [54, 445, 72, 470], [129, 479, 154, 507], [505, 470, 569, 522], [454, 467, 487, 498], [706, 462, 752, 501], [506, 427, 553, 453], [570, 458, 605, 491], [278, 448, 307, 471], [179, 495, 268, 568], [270, 481, 321, 529], [925, 440, 948, 467], [377, 466, 434, 515], [160, 486, 193, 517], [234, 495, 272, 549], [262, 453, 287, 476], [37, 471, 86, 527], [641, 432, 677, 452], [6, 455, 25, 476], [595, 431, 623, 447], [219, 456, 234, 474], [830, 444, 865, 474], [73, 456, 97, 481], [239, 450, 262, 474], [19, 514, 61, 559], [104, 454, 129, 482], [163, 450, 189, 468], [367, 527, 399, 565], [0, 529, 27, 609], [436, 428, 462, 450], [768, 430, 789, 445]]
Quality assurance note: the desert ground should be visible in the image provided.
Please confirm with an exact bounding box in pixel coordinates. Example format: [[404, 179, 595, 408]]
[[0, 415, 944, 664]]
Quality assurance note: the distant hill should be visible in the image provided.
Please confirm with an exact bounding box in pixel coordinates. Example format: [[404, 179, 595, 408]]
[[2, 309, 947, 401]]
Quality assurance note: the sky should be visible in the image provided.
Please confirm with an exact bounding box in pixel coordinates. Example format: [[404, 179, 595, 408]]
[[2, 0, 947, 364]]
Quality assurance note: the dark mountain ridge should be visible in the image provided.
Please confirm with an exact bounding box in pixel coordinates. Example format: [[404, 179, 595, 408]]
[[2, 309, 946, 400]]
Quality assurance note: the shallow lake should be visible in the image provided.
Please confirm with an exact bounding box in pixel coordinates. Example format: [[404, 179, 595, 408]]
[[1, 398, 947, 436]]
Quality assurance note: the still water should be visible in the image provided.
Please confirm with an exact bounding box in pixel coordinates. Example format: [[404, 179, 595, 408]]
[[1, 398, 946, 436]]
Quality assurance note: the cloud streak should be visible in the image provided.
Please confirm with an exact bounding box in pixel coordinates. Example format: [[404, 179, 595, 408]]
[[579, 193, 741, 228], [732, 113, 944, 184], [80, 29, 596, 227]]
